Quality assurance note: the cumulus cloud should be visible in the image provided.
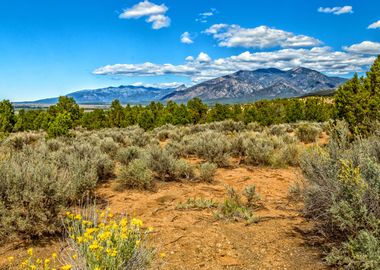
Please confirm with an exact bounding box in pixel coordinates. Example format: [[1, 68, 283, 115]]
[[196, 52, 212, 63], [196, 8, 217, 23], [180, 32, 194, 44], [343, 41, 380, 55], [119, 1, 170, 29], [130, 82, 186, 88], [318, 6, 353, 15], [204, 24, 322, 49], [368, 20, 380, 29], [93, 46, 375, 82]]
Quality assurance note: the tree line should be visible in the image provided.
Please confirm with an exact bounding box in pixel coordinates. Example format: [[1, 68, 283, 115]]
[[0, 96, 334, 138]]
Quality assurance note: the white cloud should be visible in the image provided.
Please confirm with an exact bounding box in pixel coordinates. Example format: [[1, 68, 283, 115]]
[[180, 32, 194, 44], [344, 41, 380, 55], [318, 6, 353, 15], [119, 1, 170, 29], [196, 52, 212, 63], [368, 20, 380, 29], [185, 56, 194, 61], [131, 82, 186, 88], [204, 24, 322, 49], [93, 47, 375, 82], [196, 8, 217, 23]]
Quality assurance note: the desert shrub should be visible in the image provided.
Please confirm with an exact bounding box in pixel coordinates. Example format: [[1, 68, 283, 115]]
[[288, 182, 303, 202], [215, 186, 259, 224], [230, 134, 247, 157], [46, 138, 64, 151], [64, 209, 152, 269], [269, 124, 289, 136], [243, 185, 260, 207], [128, 126, 152, 147], [207, 120, 246, 132], [146, 145, 193, 181], [246, 122, 264, 132], [244, 135, 280, 166], [301, 122, 380, 268], [326, 230, 380, 269], [164, 140, 186, 158], [147, 145, 177, 181], [2, 132, 42, 150], [116, 146, 143, 166], [117, 159, 153, 190], [173, 159, 195, 180], [176, 198, 218, 210], [100, 137, 119, 158], [276, 143, 302, 167], [0, 139, 115, 242], [157, 130, 171, 141], [185, 131, 231, 167], [198, 162, 217, 182], [296, 124, 321, 143]]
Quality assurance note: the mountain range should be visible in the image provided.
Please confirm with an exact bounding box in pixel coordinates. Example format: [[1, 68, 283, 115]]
[[25, 67, 346, 105], [163, 67, 346, 102]]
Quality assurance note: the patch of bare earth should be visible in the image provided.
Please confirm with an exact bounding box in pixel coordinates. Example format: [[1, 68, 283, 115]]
[[96, 166, 326, 270], [0, 164, 326, 269]]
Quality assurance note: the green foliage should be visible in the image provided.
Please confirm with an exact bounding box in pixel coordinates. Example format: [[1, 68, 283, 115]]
[[215, 186, 259, 224], [301, 121, 380, 268], [176, 198, 218, 210], [0, 140, 111, 242], [335, 55, 380, 135], [47, 113, 73, 138], [0, 99, 15, 133], [198, 162, 217, 182], [296, 124, 322, 143], [117, 159, 153, 190]]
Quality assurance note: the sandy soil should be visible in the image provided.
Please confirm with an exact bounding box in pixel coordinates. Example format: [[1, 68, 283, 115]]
[[0, 165, 327, 270], [95, 166, 326, 270]]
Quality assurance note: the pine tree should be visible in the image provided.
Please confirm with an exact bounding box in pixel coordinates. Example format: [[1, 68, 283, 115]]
[[335, 55, 380, 134]]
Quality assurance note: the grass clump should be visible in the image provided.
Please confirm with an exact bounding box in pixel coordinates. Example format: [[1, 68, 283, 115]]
[[215, 186, 259, 224], [176, 198, 218, 210]]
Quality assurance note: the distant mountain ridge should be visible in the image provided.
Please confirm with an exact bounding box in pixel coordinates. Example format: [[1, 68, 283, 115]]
[[163, 67, 347, 102], [30, 85, 186, 105], [23, 67, 346, 105]]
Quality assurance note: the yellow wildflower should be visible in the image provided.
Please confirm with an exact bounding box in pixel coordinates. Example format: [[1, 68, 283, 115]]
[[52, 253, 57, 260], [131, 218, 143, 227], [159, 252, 166, 258], [61, 265, 72, 270], [27, 248, 33, 256], [7, 256, 14, 263]]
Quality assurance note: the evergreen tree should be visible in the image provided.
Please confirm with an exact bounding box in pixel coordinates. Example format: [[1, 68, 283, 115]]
[[0, 100, 15, 133], [335, 55, 380, 134]]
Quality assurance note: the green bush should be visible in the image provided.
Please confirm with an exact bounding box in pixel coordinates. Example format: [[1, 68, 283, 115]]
[[117, 159, 153, 190], [296, 124, 321, 143], [116, 146, 142, 166], [198, 162, 217, 182], [301, 122, 380, 268], [47, 113, 73, 138], [186, 131, 231, 167]]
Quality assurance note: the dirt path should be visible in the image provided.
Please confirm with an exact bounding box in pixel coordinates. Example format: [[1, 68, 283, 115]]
[[96, 166, 327, 270]]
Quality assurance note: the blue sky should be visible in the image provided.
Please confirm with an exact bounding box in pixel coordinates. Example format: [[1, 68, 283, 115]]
[[0, 0, 379, 101]]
